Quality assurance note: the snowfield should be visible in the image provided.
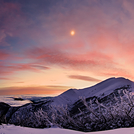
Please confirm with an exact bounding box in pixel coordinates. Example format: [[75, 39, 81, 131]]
[[0, 124, 134, 134]]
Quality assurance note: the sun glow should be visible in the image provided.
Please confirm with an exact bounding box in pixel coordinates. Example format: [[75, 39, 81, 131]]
[[70, 30, 75, 36]]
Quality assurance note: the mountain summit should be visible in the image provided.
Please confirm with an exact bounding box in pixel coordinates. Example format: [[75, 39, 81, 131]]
[[52, 77, 134, 106]]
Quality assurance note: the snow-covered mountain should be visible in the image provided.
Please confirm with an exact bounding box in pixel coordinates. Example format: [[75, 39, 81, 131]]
[[1, 77, 134, 131], [52, 77, 134, 106]]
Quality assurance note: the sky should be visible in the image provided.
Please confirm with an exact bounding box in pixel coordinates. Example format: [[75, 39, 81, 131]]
[[1, 0, 134, 96]]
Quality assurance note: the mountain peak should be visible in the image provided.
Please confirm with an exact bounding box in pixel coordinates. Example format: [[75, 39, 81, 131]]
[[93, 77, 132, 87], [79, 77, 133, 98], [51, 77, 134, 106]]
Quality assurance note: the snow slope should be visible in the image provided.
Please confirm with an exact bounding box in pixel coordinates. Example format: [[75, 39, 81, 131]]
[[0, 124, 134, 134], [52, 77, 134, 106], [52, 89, 80, 106], [80, 77, 134, 98]]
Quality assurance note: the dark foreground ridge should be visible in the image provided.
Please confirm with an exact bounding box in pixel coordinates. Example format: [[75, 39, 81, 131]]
[[0, 77, 134, 132]]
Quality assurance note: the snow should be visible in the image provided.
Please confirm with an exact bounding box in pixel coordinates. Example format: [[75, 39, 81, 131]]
[[52, 77, 134, 106], [0, 124, 134, 134], [80, 77, 134, 98], [52, 89, 80, 106]]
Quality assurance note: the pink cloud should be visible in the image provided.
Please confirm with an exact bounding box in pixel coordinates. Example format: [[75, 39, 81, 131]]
[[68, 75, 101, 82], [27, 46, 116, 70], [25, 45, 134, 80], [0, 63, 50, 79], [0, 50, 10, 60], [0, 77, 11, 80], [97, 68, 134, 80], [0, 0, 134, 83]]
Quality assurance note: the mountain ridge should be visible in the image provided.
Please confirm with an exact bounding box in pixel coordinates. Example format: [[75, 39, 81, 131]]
[[51, 77, 134, 106]]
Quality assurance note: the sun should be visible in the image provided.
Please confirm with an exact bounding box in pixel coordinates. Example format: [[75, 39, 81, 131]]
[[70, 30, 75, 36]]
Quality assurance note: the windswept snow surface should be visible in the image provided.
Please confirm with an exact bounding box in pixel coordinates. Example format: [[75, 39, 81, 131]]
[[0, 124, 134, 134]]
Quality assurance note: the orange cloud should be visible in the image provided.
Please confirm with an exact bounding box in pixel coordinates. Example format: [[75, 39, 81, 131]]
[[0, 85, 71, 96]]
